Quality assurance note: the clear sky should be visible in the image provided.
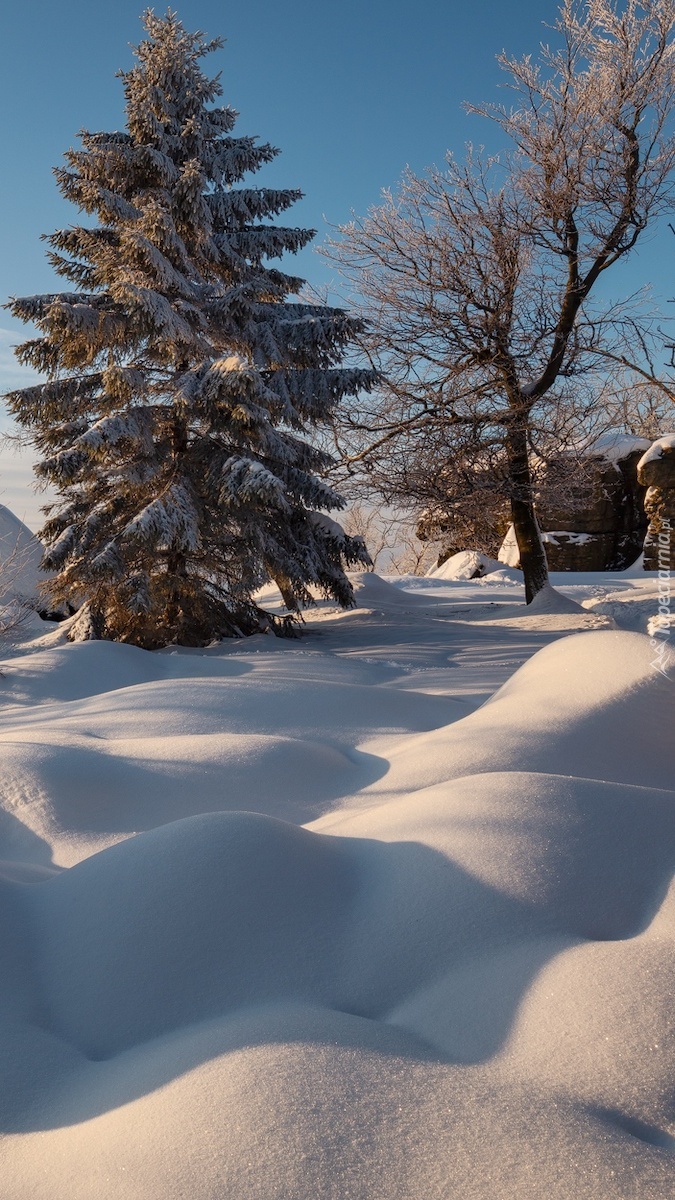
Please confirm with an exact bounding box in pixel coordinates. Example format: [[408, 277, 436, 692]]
[[1, 0, 673, 526]]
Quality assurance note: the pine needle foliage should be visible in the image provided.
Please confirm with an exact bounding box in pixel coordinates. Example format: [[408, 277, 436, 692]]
[[5, 11, 373, 647]]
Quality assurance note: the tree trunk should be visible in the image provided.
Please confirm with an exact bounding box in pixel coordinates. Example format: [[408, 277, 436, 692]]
[[165, 404, 190, 635], [165, 551, 188, 635], [506, 420, 549, 604], [271, 572, 299, 612]]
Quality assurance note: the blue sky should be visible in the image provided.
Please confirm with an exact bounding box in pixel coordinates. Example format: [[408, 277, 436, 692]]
[[1, 0, 674, 525], [0, 0, 556, 301]]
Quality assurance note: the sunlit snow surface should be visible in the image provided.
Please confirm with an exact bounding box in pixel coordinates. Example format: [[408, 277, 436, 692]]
[[0, 568, 674, 1199]]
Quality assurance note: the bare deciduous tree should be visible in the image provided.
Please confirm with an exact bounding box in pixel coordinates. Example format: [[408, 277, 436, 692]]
[[341, 501, 439, 574], [326, 0, 675, 601]]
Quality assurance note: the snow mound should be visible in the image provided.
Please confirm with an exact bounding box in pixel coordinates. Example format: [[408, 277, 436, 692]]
[[1, 619, 674, 1197], [482, 564, 523, 583], [349, 570, 430, 608], [345, 629, 675, 802], [0, 503, 46, 603], [526, 582, 585, 614], [0, 640, 456, 865], [428, 550, 503, 580]]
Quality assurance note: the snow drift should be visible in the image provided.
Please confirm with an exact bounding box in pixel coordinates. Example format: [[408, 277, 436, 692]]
[[0, 616, 672, 1198]]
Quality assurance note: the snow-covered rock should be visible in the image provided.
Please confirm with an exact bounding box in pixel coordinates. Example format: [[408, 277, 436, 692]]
[[586, 430, 652, 465], [638, 434, 675, 569], [428, 549, 503, 580], [637, 433, 675, 481]]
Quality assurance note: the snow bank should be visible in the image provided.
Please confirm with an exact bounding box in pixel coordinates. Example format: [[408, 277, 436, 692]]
[[331, 629, 674, 805]]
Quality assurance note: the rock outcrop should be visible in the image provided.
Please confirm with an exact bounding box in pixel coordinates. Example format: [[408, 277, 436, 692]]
[[638, 436, 675, 571], [499, 436, 651, 572]]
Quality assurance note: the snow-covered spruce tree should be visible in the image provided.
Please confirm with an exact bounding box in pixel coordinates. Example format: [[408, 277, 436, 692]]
[[4, 12, 373, 647]]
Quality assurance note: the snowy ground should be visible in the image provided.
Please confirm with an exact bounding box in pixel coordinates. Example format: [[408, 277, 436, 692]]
[[0, 567, 673, 1198]]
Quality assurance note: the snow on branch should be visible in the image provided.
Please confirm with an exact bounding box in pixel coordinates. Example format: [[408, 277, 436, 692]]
[[124, 482, 200, 552], [218, 456, 291, 511]]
